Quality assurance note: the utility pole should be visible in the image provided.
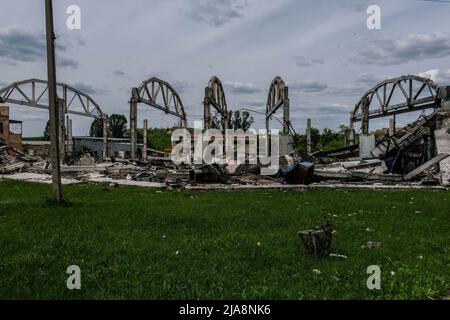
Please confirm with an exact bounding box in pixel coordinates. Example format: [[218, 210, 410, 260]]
[[45, 0, 63, 202]]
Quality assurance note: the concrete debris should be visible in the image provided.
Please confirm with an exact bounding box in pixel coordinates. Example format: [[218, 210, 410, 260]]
[[1, 109, 450, 190], [361, 241, 383, 249]]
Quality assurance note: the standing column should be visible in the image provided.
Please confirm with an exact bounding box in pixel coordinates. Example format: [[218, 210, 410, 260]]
[[66, 116, 73, 157], [142, 119, 148, 161], [306, 118, 312, 155], [389, 118, 395, 136], [58, 98, 65, 163], [203, 87, 211, 130], [361, 96, 370, 135], [130, 88, 139, 160], [102, 114, 108, 159], [348, 112, 355, 146], [283, 87, 290, 135]]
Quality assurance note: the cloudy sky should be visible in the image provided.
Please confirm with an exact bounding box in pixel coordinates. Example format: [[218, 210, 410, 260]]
[[1, 0, 450, 136]]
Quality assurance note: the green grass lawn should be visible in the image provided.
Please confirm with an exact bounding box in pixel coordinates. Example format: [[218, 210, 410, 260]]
[[0, 181, 448, 300]]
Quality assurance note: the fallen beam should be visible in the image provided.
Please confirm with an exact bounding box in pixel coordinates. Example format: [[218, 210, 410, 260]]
[[404, 153, 450, 181]]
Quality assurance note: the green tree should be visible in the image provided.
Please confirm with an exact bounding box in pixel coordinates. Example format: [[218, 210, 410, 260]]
[[211, 111, 254, 131], [108, 114, 127, 138], [43, 120, 50, 140], [89, 117, 103, 137]]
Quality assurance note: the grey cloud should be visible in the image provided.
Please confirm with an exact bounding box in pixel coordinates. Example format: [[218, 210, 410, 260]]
[[71, 82, 107, 95], [0, 27, 79, 69], [114, 70, 126, 76], [57, 57, 79, 69], [327, 84, 365, 97], [296, 102, 352, 115], [288, 80, 328, 93], [224, 81, 261, 94], [171, 81, 194, 94], [184, 0, 248, 27], [351, 33, 450, 65], [293, 56, 325, 68], [419, 69, 450, 84], [0, 27, 46, 63]]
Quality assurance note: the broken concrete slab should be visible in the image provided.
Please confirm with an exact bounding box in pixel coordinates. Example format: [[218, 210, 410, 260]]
[[0, 172, 82, 185], [86, 176, 165, 189]]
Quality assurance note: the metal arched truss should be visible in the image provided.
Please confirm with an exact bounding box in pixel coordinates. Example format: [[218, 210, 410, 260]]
[[204, 76, 228, 130], [132, 77, 187, 127], [351, 75, 440, 133], [129, 77, 187, 159], [0, 78, 104, 118], [266, 76, 290, 135]]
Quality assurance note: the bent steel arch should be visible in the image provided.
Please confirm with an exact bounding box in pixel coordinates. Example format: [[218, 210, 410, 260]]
[[132, 77, 187, 127], [204, 76, 228, 130], [266, 76, 290, 135], [129, 77, 187, 159], [351, 75, 440, 134], [0, 78, 104, 118]]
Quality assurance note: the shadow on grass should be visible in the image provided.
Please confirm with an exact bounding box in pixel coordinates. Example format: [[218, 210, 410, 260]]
[[45, 198, 73, 208]]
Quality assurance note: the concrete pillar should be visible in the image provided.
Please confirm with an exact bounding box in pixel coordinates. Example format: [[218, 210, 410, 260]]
[[306, 118, 312, 155], [143, 119, 148, 161], [283, 87, 290, 135], [203, 87, 211, 130], [102, 114, 108, 159], [348, 112, 355, 146], [389, 117, 396, 136], [66, 116, 73, 157], [130, 88, 139, 160], [58, 98, 65, 163], [361, 97, 370, 135]]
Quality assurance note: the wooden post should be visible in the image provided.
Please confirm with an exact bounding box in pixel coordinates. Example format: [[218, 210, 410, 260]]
[[143, 119, 148, 160], [306, 118, 312, 155], [45, 0, 62, 202], [130, 88, 138, 160]]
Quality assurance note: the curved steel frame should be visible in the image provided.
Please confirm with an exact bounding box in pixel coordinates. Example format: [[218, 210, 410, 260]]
[[203, 76, 228, 130], [129, 77, 187, 159], [351, 75, 440, 134], [132, 77, 187, 127], [266, 76, 290, 135], [0, 78, 104, 118]]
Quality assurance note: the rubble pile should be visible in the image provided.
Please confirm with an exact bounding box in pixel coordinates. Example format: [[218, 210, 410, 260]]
[[313, 111, 450, 187], [1, 111, 449, 189]]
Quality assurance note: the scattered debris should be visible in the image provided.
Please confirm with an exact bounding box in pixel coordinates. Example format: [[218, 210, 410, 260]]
[[1, 106, 450, 190], [329, 253, 348, 259], [361, 241, 383, 249], [298, 224, 334, 257]]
